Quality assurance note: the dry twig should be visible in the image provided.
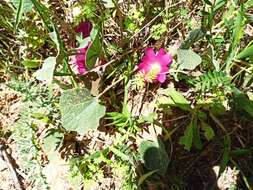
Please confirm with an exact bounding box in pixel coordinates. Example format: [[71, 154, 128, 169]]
[[0, 143, 24, 190]]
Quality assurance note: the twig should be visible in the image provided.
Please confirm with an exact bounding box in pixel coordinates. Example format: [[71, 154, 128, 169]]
[[0, 143, 24, 190], [97, 76, 124, 98], [209, 112, 227, 133]]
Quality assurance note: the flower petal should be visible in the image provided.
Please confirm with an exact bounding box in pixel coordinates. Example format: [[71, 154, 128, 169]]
[[137, 47, 173, 83], [157, 48, 166, 56], [158, 54, 173, 66], [156, 74, 166, 83], [145, 48, 156, 59], [75, 21, 92, 39], [138, 61, 151, 73]]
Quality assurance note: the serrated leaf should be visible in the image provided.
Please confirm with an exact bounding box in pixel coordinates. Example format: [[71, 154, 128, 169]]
[[110, 147, 129, 161], [180, 28, 205, 49], [139, 138, 169, 175], [35, 56, 56, 84], [179, 122, 194, 151], [177, 49, 202, 70], [59, 88, 106, 135]]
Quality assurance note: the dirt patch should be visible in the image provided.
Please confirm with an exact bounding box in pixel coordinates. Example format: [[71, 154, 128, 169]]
[[0, 83, 21, 190], [0, 83, 21, 130]]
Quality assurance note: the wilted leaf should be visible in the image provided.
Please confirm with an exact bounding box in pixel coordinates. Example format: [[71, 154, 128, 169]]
[[139, 138, 169, 175], [59, 88, 106, 135], [177, 49, 202, 70], [35, 56, 56, 84]]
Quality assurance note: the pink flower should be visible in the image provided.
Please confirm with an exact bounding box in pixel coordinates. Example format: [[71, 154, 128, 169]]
[[137, 48, 173, 83], [70, 21, 92, 74], [70, 44, 91, 74]]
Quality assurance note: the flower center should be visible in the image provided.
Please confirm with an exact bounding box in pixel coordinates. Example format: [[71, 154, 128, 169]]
[[145, 62, 161, 81]]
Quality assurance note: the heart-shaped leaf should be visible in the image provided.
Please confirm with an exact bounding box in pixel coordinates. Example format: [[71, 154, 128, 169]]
[[139, 138, 169, 175], [177, 49, 202, 70], [59, 88, 106, 135]]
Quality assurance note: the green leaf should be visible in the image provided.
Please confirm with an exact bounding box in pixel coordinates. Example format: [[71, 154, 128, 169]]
[[165, 88, 191, 111], [180, 28, 205, 49], [30, 0, 65, 57], [86, 28, 101, 70], [22, 59, 41, 68], [213, 0, 227, 13], [14, 0, 24, 30], [43, 129, 64, 160], [177, 49, 202, 70], [244, 13, 253, 23], [225, 8, 245, 72], [234, 93, 253, 118], [11, 0, 33, 12], [12, 0, 33, 30], [139, 138, 170, 175], [138, 170, 157, 186], [192, 119, 202, 149], [179, 122, 194, 151], [201, 122, 215, 141], [35, 56, 56, 84], [236, 43, 253, 59], [202, 0, 212, 6], [219, 136, 231, 176], [59, 88, 106, 135], [110, 147, 129, 161]]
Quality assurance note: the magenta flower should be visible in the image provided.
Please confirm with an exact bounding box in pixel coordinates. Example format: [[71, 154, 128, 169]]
[[70, 44, 90, 74], [137, 48, 173, 83], [75, 21, 92, 39], [70, 21, 92, 74]]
